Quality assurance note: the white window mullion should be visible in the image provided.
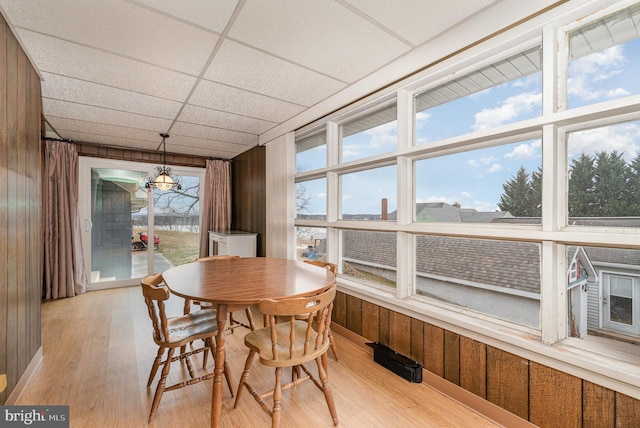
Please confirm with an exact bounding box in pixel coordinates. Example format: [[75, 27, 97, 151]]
[[397, 89, 413, 299], [326, 122, 340, 267]]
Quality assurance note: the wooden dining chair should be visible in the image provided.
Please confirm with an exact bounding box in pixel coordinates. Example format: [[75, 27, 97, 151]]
[[234, 284, 338, 427], [189, 255, 257, 332], [302, 260, 340, 361], [140, 273, 234, 423]]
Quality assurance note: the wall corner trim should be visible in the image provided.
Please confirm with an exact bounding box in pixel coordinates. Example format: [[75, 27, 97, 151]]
[[6, 346, 43, 405]]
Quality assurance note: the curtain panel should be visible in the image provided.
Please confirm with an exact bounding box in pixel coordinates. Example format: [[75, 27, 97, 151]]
[[199, 159, 232, 257], [43, 140, 88, 299]]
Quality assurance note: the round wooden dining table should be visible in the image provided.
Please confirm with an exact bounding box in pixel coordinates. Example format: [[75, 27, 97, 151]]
[[162, 257, 336, 428]]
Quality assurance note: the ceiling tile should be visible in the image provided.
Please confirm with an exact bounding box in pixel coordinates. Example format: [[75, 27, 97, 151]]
[[166, 134, 251, 159], [204, 40, 346, 106], [178, 104, 275, 135], [170, 121, 258, 146], [130, 0, 239, 33], [46, 116, 163, 143], [1, 0, 219, 75], [18, 31, 197, 101], [189, 79, 305, 123], [41, 72, 183, 119], [228, 0, 411, 83], [343, 0, 497, 46], [43, 99, 173, 132]]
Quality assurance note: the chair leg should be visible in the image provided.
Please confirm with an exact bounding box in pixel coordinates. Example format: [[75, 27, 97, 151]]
[[245, 307, 256, 331], [328, 330, 339, 361], [272, 367, 283, 428], [148, 347, 175, 423], [202, 342, 209, 369], [234, 349, 256, 409], [147, 346, 165, 387], [316, 354, 338, 426]]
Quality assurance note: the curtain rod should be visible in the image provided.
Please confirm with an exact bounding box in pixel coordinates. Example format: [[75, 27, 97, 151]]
[[42, 137, 233, 162], [42, 136, 75, 143]]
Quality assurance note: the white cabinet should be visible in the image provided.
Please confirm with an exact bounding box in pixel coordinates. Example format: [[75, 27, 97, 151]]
[[208, 231, 257, 257]]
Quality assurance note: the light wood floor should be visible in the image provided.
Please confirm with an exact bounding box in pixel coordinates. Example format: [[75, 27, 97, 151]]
[[16, 286, 507, 428]]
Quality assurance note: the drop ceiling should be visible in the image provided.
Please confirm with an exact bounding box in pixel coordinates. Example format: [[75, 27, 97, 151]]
[[0, 0, 562, 159]]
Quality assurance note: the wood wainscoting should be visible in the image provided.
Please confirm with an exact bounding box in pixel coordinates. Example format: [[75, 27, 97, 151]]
[[332, 291, 640, 428]]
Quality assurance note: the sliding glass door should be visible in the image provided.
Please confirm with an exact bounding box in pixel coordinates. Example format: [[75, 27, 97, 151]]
[[79, 157, 204, 290]]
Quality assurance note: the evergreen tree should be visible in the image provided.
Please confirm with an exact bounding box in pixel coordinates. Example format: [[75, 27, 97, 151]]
[[592, 151, 631, 216], [499, 150, 638, 218], [498, 166, 532, 216], [568, 153, 596, 217], [627, 154, 640, 215], [528, 166, 542, 217]]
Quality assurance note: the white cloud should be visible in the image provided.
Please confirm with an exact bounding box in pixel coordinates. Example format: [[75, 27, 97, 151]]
[[473, 92, 541, 130], [568, 122, 640, 162], [466, 159, 479, 168], [568, 45, 629, 102], [415, 111, 431, 129], [343, 120, 398, 157], [505, 139, 541, 159], [480, 156, 497, 164], [487, 163, 503, 173]]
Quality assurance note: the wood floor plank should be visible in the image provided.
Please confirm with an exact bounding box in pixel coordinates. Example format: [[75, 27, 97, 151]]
[[19, 286, 506, 428]]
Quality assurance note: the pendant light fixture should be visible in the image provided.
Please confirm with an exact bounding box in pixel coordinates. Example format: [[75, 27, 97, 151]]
[[144, 133, 182, 191]]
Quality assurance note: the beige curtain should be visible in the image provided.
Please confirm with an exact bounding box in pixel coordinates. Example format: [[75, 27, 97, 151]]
[[43, 140, 88, 299], [199, 159, 232, 257]]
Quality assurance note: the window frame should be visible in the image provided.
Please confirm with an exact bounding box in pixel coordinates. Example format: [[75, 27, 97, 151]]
[[292, 0, 640, 398]]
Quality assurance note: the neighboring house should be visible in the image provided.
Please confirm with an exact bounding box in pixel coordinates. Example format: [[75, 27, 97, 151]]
[[389, 202, 514, 223], [342, 203, 640, 341]]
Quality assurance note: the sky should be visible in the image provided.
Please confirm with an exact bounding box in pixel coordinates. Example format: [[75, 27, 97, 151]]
[[296, 37, 640, 216]]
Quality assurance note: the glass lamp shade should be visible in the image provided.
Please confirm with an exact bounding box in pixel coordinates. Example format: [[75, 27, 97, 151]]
[[154, 172, 174, 191]]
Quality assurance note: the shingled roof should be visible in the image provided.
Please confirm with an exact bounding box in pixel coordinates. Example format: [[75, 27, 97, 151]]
[[343, 231, 541, 293]]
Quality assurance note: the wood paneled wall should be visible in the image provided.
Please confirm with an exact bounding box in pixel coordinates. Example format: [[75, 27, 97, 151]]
[[0, 14, 42, 404], [231, 145, 266, 257], [75, 142, 207, 168], [333, 291, 640, 428]]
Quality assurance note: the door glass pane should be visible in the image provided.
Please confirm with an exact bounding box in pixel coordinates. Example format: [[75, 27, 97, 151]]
[[610, 276, 633, 325], [91, 168, 147, 283], [151, 174, 201, 267]]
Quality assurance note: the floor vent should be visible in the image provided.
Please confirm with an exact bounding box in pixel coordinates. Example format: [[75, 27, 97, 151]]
[[366, 342, 422, 383]]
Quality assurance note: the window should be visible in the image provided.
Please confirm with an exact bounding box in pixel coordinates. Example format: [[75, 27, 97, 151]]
[[340, 165, 396, 220], [296, 226, 328, 262], [341, 104, 397, 163], [415, 235, 540, 327], [414, 138, 542, 222], [296, 132, 327, 172], [296, 178, 327, 220], [568, 4, 640, 109], [567, 120, 640, 221], [342, 230, 396, 288], [415, 45, 542, 144]]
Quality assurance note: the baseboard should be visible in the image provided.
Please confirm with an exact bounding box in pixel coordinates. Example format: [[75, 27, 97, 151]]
[[331, 324, 536, 428], [6, 346, 43, 405]]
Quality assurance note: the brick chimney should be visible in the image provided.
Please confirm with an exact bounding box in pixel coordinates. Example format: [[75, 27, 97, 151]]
[[381, 198, 388, 220]]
